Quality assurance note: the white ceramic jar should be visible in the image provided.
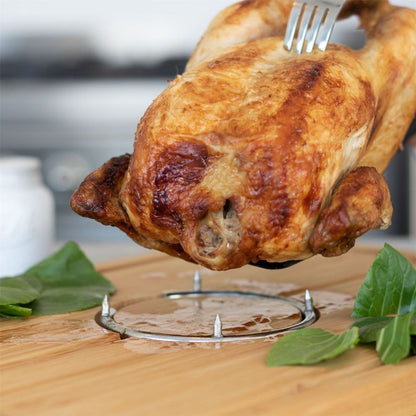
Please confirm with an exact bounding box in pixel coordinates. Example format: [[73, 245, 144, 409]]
[[0, 156, 55, 277]]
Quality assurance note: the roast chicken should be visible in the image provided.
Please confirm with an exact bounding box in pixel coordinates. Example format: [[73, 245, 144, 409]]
[[71, 0, 416, 271]]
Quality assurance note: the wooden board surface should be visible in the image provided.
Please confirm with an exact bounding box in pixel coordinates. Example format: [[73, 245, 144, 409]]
[[1, 245, 416, 416]]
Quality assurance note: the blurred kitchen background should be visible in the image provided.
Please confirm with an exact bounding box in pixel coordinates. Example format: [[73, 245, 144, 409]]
[[1, 0, 415, 262]]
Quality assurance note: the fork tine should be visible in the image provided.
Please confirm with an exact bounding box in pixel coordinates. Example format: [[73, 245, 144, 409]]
[[305, 7, 326, 53], [295, 4, 316, 54], [284, 1, 304, 51], [316, 7, 342, 51]]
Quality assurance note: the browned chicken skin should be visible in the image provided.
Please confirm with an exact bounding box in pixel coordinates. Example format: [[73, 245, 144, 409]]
[[71, 0, 416, 271]]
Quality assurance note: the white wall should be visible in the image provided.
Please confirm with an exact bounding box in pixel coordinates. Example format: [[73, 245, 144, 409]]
[[1, 0, 414, 63], [0, 1, 234, 63]]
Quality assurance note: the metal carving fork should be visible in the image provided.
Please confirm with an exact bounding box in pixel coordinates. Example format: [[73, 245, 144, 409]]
[[284, 0, 346, 53]]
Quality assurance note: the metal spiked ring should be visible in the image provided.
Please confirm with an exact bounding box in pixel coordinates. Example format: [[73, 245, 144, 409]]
[[97, 271, 319, 343]]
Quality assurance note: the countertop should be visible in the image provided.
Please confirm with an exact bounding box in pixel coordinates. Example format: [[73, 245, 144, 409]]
[[1, 245, 415, 416]]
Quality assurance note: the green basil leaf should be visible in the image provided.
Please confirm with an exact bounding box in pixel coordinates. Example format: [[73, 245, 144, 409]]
[[25, 242, 116, 316], [0, 242, 116, 318], [351, 316, 393, 343], [266, 328, 359, 366], [0, 303, 33, 318], [29, 286, 114, 316], [376, 312, 413, 364], [0, 275, 42, 306], [352, 244, 416, 318], [26, 241, 104, 287]]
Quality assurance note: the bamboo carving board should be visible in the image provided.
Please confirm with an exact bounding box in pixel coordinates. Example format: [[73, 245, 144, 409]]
[[1, 245, 416, 416]]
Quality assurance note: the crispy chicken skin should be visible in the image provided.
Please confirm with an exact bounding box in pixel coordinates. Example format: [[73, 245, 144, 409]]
[[71, 0, 416, 271]]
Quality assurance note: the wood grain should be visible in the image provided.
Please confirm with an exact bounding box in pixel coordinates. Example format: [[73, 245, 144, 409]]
[[1, 245, 415, 416]]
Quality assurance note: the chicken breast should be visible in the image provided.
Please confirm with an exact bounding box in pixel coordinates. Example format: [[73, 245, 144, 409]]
[[71, 0, 416, 270]]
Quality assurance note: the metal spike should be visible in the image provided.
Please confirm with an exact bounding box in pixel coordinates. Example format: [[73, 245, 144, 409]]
[[304, 289, 314, 312], [193, 270, 202, 292], [101, 295, 110, 317], [213, 314, 223, 338]]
